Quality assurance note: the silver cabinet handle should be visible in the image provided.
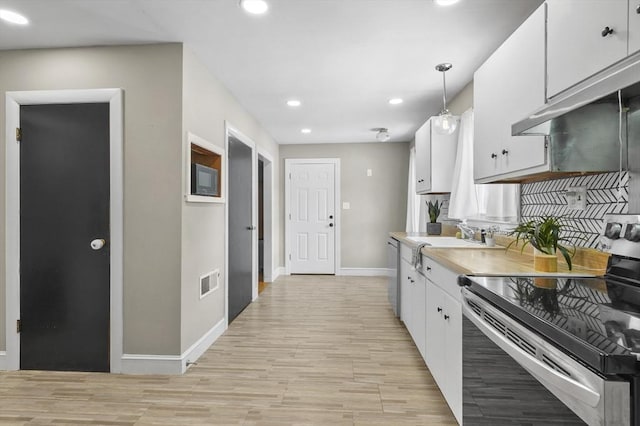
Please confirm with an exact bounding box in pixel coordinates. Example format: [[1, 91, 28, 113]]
[[90, 239, 106, 250]]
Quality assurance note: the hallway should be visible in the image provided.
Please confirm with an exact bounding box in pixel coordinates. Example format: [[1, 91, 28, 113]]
[[0, 275, 456, 425]]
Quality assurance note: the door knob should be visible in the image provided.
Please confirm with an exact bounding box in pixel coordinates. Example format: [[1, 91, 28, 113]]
[[636, 4, 640, 14], [90, 239, 106, 250], [491, 153, 497, 159], [329, 223, 334, 227], [329, 215, 334, 219], [246, 226, 256, 230], [502, 149, 509, 155], [601, 26, 614, 37]]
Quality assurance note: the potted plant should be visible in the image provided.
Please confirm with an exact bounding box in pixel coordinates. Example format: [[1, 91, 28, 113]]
[[507, 215, 577, 273], [427, 200, 442, 235]]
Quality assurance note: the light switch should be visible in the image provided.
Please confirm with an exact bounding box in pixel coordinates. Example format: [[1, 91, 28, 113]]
[[566, 186, 587, 211], [367, 169, 373, 177], [342, 202, 350, 210]]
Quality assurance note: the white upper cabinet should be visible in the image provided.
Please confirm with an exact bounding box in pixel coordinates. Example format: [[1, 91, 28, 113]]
[[630, 2, 640, 55], [546, 0, 628, 98], [414, 117, 458, 194], [473, 3, 547, 182]]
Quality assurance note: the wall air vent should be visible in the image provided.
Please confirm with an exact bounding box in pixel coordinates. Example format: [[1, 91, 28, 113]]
[[200, 269, 220, 299]]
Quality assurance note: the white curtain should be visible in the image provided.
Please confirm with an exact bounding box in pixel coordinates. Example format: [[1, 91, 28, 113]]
[[448, 108, 519, 221], [406, 147, 420, 232], [448, 109, 479, 219]]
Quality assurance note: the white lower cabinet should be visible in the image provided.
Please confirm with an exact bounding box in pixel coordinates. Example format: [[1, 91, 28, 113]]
[[399, 244, 462, 424], [400, 257, 427, 360], [426, 281, 462, 424]]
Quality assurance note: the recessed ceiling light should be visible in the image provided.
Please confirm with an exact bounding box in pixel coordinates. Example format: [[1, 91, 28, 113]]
[[434, 0, 460, 6], [389, 98, 403, 105], [0, 9, 29, 25], [240, 0, 269, 15], [287, 99, 301, 107], [301, 128, 312, 134]]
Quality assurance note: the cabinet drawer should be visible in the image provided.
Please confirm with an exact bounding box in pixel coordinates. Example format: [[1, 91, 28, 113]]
[[422, 257, 460, 301]]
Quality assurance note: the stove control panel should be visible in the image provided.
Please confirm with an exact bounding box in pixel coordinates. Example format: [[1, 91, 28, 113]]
[[601, 214, 640, 257]]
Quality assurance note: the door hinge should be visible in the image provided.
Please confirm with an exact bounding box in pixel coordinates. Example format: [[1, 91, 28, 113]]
[[16, 319, 21, 333], [16, 128, 22, 142], [289, 173, 292, 179], [289, 254, 291, 260], [289, 213, 291, 220]]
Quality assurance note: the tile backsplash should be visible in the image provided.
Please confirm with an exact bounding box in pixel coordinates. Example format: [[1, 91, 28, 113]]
[[520, 172, 629, 248]]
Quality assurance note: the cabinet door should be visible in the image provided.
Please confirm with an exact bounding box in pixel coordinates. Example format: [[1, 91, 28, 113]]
[[424, 281, 442, 373], [547, 0, 628, 98], [441, 291, 462, 424], [630, 2, 640, 56], [474, 4, 547, 181], [430, 120, 458, 192], [411, 273, 427, 361], [500, 4, 547, 174], [472, 59, 501, 180], [414, 120, 431, 194], [400, 259, 413, 325]]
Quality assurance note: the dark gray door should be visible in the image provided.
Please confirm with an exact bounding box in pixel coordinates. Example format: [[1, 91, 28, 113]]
[[20, 103, 110, 372], [228, 136, 253, 323]]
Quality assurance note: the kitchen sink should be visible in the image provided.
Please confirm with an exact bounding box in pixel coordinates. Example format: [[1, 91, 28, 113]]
[[406, 236, 500, 248]]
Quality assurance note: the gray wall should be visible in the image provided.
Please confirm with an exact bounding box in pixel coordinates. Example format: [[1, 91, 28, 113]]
[[0, 44, 184, 354], [280, 142, 409, 269], [180, 48, 279, 352]]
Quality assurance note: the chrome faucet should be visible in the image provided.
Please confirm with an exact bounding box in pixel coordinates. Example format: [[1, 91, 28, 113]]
[[457, 222, 476, 240]]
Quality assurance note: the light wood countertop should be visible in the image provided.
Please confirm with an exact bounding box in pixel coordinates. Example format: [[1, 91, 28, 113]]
[[390, 232, 609, 277]]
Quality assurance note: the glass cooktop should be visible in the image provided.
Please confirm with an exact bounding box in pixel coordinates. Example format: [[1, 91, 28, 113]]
[[460, 274, 640, 375]]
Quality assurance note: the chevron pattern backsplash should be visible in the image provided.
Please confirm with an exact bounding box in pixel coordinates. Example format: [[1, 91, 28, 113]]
[[521, 172, 629, 248]]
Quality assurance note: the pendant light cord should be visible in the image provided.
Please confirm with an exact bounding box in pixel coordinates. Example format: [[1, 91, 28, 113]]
[[442, 71, 448, 112]]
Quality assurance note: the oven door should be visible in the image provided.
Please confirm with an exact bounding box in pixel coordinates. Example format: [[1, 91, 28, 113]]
[[462, 288, 630, 425]]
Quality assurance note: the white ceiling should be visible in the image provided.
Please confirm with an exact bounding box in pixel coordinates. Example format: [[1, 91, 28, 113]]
[[0, 0, 543, 144]]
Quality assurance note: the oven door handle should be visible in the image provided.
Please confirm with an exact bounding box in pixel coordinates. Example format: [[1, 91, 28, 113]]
[[463, 300, 601, 408]]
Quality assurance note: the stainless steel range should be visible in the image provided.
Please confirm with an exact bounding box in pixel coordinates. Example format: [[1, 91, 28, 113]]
[[459, 214, 640, 425]]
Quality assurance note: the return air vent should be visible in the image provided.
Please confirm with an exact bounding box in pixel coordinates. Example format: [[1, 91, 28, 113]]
[[200, 269, 220, 299]]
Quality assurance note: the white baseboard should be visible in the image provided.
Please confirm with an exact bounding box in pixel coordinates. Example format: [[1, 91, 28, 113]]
[[272, 266, 286, 281], [121, 318, 226, 375], [338, 268, 391, 277], [0, 351, 6, 370]]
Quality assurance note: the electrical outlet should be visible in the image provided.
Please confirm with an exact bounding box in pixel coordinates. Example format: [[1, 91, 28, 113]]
[[366, 169, 372, 177], [566, 186, 587, 211], [342, 202, 350, 210]]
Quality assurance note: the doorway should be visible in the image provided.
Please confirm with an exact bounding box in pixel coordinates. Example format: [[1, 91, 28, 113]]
[[285, 159, 340, 275], [225, 124, 257, 324], [257, 150, 274, 290], [5, 89, 124, 372]]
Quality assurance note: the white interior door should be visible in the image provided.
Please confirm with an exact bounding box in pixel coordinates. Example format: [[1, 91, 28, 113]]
[[288, 161, 337, 274]]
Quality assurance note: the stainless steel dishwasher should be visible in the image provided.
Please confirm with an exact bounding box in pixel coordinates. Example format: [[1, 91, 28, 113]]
[[387, 237, 400, 317]]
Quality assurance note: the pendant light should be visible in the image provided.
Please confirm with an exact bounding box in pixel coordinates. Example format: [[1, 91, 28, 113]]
[[434, 63, 457, 135]]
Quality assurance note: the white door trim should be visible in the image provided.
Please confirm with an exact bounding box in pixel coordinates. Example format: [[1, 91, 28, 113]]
[[258, 148, 274, 283], [5, 89, 124, 372], [284, 158, 341, 275], [224, 121, 258, 325]]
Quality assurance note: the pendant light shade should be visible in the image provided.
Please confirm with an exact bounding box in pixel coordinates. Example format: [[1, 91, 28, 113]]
[[434, 63, 458, 135]]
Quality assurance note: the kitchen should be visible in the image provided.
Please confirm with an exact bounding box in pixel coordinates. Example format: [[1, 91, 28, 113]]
[[0, 0, 639, 424]]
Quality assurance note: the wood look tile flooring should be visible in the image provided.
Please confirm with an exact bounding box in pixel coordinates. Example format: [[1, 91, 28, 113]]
[[0, 275, 456, 425]]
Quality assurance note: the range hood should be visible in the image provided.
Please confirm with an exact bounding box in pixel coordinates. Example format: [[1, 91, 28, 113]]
[[507, 54, 640, 178], [513, 53, 640, 137]]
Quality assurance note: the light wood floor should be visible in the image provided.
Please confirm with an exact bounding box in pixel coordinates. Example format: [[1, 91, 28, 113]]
[[0, 275, 456, 425]]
